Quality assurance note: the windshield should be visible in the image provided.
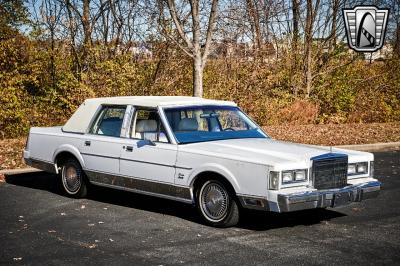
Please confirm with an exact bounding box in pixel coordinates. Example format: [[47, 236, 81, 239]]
[[163, 105, 268, 144]]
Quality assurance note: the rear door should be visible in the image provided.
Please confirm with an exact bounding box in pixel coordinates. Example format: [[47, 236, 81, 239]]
[[81, 105, 128, 175]]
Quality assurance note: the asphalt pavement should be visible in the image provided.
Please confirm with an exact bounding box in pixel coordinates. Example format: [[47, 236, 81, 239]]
[[0, 151, 399, 265]]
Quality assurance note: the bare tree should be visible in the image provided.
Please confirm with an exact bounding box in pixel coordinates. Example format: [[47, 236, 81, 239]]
[[245, 0, 262, 58], [158, 0, 219, 97]]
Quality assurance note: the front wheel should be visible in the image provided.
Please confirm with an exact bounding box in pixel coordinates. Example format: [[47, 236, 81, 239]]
[[196, 180, 239, 227], [60, 158, 88, 198]]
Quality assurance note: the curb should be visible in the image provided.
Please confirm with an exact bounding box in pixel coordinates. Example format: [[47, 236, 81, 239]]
[[0, 167, 41, 175], [336, 142, 400, 152]]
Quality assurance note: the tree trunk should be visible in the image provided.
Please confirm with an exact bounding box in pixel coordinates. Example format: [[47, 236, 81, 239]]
[[395, 24, 400, 57], [82, 0, 91, 67], [330, 0, 339, 50], [246, 0, 262, 59], [193, 56, 203, 97], [291, 0, 300, 95], [304, 0, 320, 98]]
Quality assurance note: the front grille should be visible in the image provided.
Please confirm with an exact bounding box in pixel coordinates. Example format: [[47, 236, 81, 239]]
[[312, 154, 348, 189]]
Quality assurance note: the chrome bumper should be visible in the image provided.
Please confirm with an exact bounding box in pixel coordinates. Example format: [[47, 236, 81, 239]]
[[277, 180, 381, 212]]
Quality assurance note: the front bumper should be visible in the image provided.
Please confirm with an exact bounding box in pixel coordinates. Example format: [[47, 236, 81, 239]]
[[277, 180, 381, 212]]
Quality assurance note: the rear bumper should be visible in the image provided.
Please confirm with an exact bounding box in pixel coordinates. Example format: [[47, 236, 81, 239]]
[[277, 180, 381, 212], [24, 150, 57, 174]]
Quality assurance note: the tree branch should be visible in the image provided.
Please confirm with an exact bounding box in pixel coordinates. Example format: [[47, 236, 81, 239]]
[[166, 0, 193, 51], [202, 0, 218, 63]]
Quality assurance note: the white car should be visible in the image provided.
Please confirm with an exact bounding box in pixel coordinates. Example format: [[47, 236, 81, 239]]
[[24, 96, 381, 227]]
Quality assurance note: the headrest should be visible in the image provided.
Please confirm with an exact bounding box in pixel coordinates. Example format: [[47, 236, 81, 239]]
[[136, 120, 157, 132], [178, 118, 198, 131]]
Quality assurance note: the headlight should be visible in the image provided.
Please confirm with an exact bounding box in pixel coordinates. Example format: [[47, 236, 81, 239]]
[[348, 162, 368, 175], [269, 171, 279, 190], [282, 171, 293, 183], [282, 169, 308, 184]]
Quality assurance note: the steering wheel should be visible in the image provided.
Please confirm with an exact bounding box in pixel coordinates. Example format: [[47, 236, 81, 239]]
[[223, 127, 236, 131]]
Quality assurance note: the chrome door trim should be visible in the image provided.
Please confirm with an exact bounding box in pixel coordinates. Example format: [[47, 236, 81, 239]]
[[85, 169, 193, 204], [81, 152, 192, 170]]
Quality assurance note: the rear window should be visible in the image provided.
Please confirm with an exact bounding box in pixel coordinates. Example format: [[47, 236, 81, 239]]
[[90, 106, 126, 137]]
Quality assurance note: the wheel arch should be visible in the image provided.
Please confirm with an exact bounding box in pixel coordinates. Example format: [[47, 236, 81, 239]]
[[52, 145, 85, 174], [189, 164, 240, 201]]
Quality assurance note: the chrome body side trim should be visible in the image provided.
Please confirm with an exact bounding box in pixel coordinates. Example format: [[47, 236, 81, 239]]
[[85, 170, 193, 204], [80, 152, 192, 170], [24, 157, 57, 174]]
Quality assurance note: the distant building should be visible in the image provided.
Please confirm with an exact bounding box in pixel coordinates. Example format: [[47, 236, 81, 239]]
[[210, 40, 276, 62], [364, 44, 393, 61]]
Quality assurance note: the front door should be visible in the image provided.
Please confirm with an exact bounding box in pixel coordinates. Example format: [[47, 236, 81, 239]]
[[119, 108, 177, 186]]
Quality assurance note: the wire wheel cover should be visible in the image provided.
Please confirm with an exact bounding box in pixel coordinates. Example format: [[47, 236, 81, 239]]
[[201, 182, 229, 221], [63, 165, 81, 193]]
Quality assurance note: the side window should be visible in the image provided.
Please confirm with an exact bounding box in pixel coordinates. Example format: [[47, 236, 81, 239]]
[[90, 106, 126, 137], [131, 109, 169, 143]]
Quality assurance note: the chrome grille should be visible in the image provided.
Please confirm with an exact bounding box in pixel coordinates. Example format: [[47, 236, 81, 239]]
[[312, 154, 348, 190]]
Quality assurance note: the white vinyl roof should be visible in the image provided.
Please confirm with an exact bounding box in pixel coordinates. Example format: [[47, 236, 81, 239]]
[[86, 96, 236, 107], [62, 96, 236, 134]]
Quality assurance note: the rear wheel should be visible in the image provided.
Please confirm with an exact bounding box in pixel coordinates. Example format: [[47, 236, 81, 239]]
[[196, 180, 239, 227], [60, 158, 88, 198]]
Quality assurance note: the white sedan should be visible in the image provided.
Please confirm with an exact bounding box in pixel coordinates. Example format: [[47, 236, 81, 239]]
[[24, 96, 381, 227]]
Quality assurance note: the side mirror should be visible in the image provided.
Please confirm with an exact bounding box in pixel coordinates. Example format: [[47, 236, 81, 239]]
[[143, 135, 156, 146]]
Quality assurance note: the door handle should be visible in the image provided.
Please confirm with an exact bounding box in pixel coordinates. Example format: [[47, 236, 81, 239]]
[[84, 141, 91, 146], [126, 146, 133, 152]]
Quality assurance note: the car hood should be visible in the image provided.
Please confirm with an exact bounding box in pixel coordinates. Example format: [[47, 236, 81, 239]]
[[178, 138, 372, 169]]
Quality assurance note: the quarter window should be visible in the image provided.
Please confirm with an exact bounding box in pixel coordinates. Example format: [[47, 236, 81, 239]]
[[90, 106, 126, 137]]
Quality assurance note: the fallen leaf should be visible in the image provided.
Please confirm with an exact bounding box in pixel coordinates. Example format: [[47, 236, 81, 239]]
[[88, 244, 97, 249]]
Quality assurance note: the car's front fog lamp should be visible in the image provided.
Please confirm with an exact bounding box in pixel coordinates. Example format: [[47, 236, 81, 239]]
[[269, 171, 279, 190], [295, 170, 307, 181]]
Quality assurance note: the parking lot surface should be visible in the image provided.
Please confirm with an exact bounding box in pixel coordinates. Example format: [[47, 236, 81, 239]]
[[0, 151, 399, 265]]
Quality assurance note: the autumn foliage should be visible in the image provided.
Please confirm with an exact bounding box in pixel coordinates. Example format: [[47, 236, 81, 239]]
[[1, 31, 400, 139]]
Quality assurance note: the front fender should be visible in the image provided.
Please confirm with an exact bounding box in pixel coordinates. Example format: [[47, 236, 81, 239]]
[[52, 144, 85, 173], [188, 163, 240, 193]]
